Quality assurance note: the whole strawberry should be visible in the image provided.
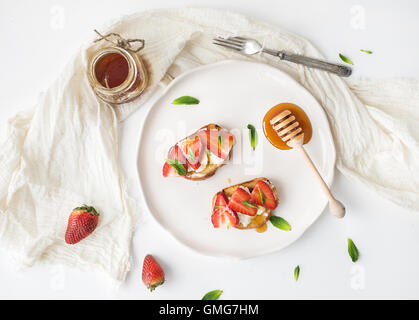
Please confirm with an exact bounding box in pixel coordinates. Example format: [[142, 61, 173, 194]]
[[142, 255, 165, 291], [65, 205, 99, 244]]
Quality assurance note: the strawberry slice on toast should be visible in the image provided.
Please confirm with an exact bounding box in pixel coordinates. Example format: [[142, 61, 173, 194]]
[[251, 180, 278, 210], [179, 135, 204, 170], [162, 124, 235, 181], [198, 129, 235, 160], [162, 145, 188, 178], [211, 178, 279, 230], [228, 187, 258, 216], [211, 192, 239, 228]]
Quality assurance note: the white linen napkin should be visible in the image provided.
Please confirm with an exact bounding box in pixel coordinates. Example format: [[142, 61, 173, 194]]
[[1, 8, 418, 281]]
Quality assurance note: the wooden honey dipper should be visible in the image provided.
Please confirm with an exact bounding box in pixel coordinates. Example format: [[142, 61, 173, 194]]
[[270, 110, 346, 218]]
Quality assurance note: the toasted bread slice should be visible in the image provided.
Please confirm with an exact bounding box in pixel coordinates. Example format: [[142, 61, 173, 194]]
[[183, 124, 234, 181], [212, 178, 279, 229]]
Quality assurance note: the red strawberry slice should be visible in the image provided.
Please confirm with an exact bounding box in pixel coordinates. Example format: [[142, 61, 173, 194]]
[[162, 145, 188, 178], [65, 205, 99, 244], [198, 129, 234, 160], [211, 192, 239, 228], [251, 180, 277, 210], [228, 188, 258, 216], [215, 191, 229, 208], [142, 254, 165, 291], [179, 135, 203, 170]]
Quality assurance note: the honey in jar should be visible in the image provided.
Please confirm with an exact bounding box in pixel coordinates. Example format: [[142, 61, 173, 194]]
[[263, 103, 312, 150], [94, 52, 129, 89], [88, 47, 147, 104]]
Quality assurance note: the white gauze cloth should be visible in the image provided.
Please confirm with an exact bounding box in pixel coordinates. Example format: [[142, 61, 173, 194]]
[[1, 8, 418, 281]]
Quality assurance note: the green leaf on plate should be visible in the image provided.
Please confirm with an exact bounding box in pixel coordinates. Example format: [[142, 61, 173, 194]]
[[339, 54, 354, 65], [242, 201, 258, 209], [294, 265, 300, 281], [172, 96, 200, 105], [360, 49, 373, 54], [202, 290, 223, 300], [348, 238, 359, 263], [166, 159, 187, 176], [247, 124, 258, 151], [270, 216, 291, 231]]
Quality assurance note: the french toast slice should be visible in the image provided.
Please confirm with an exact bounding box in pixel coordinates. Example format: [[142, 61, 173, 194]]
[[212, 178, 279, 230], [185, 124, 230, 181], [163, 123, 235, 181]]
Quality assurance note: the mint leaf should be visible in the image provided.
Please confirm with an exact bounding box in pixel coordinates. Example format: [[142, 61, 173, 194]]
[[339, 54, 354, 65], [242, 201, 258, 209], [360, 49, 373, 54], [294, 265, 300, 281], [247, 124, 258, 151], [218, 134, 223, 151], [259, 188, 265, 206], [348, 238, 359, 262], [166, 159, 187, 176], [188, 148, 196, 162], [270, 216, 291, 231], [172, 96, 200, 105], [202, 290, 223, 300]]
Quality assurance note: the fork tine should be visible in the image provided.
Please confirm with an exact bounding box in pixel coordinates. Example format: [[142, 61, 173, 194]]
[[213, 41, 241, 52], [213, 39, 242, 51], [214, 36, 245, 45], [220, 37, 245, 45], [213, 38, 243, 48], [230, 36, 249, 41]]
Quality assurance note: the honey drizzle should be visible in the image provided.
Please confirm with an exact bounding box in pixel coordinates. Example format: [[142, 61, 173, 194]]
[[256, 223, 268, 233]]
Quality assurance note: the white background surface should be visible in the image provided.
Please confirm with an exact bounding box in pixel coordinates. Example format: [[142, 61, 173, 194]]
[[0, 0, 418, 300]]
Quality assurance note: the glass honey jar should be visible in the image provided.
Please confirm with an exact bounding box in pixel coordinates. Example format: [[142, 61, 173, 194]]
[[88, 31, 148, 104]]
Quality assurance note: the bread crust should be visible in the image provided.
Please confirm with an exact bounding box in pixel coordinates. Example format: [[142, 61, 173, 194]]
[[211, 178, 279, 230]]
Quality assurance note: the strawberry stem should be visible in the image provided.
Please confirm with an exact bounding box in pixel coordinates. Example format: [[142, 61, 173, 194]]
[[74, 205, 99, 216]]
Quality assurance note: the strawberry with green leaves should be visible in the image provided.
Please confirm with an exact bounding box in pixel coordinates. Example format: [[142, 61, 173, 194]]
[[65, 205, 99, 244], [142, 254, 165, 291]]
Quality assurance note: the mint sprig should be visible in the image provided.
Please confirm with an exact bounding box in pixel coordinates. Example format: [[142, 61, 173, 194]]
[[172, 96, 200, 105], [188, 149, 196, 162], [258, 188, 265, 206], [294, 265, 300, 281], [339, 54, 354, 65], [218, 134, 223, 151], [360, 49, 373, 54], [166, 159, 187, 176], [270, 216, 291, 231], [348, 238, 359, 262], [202, 290, 223, 300], [247, 124, 258, 151], [242, 201, 258, 209]]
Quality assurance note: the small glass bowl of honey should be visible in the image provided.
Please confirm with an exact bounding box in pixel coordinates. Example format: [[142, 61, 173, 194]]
[[88, 46, 147, 104], [263, 102, 313, 149]]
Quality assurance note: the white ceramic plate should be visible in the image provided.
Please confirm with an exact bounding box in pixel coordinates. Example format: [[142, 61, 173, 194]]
[[137, 60, 335, 259]]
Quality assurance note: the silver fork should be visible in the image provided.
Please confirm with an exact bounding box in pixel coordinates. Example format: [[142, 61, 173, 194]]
[[213, 36, 352, 77]]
